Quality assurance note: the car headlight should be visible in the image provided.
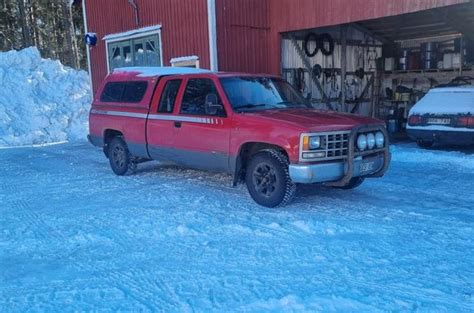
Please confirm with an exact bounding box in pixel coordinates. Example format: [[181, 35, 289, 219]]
[[309, 136, 321, 149], [357, 134, 368, 151], [367, 133, 375, 149], [375, 131, 385, 148]]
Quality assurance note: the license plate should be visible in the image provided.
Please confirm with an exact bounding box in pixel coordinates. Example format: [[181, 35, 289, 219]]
[[428, 118, 451, 125], [360, 161, 375, 174]]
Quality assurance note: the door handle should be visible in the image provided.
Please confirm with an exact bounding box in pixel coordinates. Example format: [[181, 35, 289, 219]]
[[174, 121, 181, 128]]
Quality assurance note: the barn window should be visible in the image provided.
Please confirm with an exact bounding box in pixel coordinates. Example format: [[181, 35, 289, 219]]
[[104, 26, 163, 72]]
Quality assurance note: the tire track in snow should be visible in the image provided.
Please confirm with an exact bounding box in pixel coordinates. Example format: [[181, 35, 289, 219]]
[[5, 199, 51, 240], [1, 199, 177, 311]]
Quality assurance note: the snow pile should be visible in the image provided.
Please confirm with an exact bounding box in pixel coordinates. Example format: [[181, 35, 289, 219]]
[[0, 47, 91, 147]]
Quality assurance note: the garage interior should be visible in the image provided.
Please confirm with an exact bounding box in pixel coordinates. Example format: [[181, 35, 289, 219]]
[[281, 1, 474, 139]]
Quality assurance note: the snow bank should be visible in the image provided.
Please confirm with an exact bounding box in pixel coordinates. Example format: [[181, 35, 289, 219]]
[[0, 47, 91, 147]]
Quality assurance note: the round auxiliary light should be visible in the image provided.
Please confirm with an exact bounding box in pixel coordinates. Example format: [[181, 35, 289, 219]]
[[375, 131, 385, 148], [367, 133, 376, 149], [357, 134, 368, 151]]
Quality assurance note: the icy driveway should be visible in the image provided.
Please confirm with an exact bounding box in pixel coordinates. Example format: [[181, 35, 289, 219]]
[[1, 143, 473, 312]]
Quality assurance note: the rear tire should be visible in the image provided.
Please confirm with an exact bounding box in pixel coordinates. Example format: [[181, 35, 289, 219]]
[[416, 140, 434, 149], [108, 137, 131, 176], [245, 149, 296, 207]]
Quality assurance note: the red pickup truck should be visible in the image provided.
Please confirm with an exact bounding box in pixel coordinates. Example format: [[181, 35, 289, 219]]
[[89, 67, 390, 207]]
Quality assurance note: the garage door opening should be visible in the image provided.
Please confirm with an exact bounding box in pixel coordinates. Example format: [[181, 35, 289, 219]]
[[281, 1, 474, 138]]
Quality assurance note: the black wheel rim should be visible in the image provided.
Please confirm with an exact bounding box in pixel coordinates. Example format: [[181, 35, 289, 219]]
[[112, 145, 126, 168], [252, 162, 277, 198]]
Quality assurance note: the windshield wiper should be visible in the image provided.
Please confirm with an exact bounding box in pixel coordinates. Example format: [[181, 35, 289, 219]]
[[234, 103, 268, 112], [277, 101, 311, 108]]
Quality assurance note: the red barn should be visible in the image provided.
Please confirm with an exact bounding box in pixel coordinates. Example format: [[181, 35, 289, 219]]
[[82, 0, 474, 120]]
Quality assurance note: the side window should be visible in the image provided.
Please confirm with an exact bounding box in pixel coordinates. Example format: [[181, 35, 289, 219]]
[[158, 80, 182, 113], [122, 82, 148, 102], [107, 33, 162, 72], [100, 81, 148, 103], [180, 79, 225, 116]]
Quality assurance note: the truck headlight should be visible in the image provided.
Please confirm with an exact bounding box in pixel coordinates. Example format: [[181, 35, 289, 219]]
[[367, 133, 376, 149], [357, 134, 368, 151], [375, 131, 385, 148], [302, 135, 322, 150], [309, 136, 321, 149]]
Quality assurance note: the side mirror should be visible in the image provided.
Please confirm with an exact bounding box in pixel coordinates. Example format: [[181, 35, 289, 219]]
[[205, 93, 223, 115]]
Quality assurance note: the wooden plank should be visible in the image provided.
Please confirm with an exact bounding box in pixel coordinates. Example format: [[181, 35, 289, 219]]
[[351, 74, 375, 114], [340, 25, 347, 112]]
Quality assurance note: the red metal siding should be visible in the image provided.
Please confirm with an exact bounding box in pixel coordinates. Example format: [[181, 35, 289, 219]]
[[269, 0, 467, 33], [85, 0, 209, 93], [216, 0, 271, 74]]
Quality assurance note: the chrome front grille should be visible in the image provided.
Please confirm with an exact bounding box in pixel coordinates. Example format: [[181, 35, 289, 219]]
[[299, 127, 388, 163], [299, 131, 351, 162], [325, 132, 349, 159]]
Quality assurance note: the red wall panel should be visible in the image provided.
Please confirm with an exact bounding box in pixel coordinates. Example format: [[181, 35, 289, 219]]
[[269, 0, 467, 33], [85, 0, 209, 93], [216, 0, 271, 74]]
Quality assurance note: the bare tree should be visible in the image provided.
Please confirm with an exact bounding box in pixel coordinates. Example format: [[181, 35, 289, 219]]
[[17, 0, 32, 47]]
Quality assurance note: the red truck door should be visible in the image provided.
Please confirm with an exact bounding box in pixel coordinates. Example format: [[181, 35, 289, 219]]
[[172, 77, 232, 172], [146, 76, 184, 159]]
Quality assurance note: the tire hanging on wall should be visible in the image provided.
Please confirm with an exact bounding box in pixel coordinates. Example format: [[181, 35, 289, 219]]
[[304, 32, 319, 57], [318, 33, 335, 56]]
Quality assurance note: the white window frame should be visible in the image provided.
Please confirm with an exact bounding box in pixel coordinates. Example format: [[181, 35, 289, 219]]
[[104, 25, 164, 73]]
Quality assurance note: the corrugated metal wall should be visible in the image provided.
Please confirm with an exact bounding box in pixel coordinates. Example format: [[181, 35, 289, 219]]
[[85, 0, 209, 93], [281, 25, 382, 110], [216, 0, 271, 74]]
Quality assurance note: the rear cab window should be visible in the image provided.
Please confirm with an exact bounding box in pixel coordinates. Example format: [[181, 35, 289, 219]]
[[100, 81, 148, 103]]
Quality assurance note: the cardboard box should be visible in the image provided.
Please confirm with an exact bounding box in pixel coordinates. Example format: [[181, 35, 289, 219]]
[[443, 53, 461, 69], [384, 58, 395, 71]]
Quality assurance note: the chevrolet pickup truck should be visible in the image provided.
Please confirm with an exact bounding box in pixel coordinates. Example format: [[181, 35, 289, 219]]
[[88, 67, 390, 207]]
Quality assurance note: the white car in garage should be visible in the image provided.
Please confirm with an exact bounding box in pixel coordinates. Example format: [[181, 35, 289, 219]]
[[407, 87, 474, 148]]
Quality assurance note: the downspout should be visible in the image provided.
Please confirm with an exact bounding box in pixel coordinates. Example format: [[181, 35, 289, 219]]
[[207, 0, 218, 71], [128, 0, 140, 27], [82, 0, 94, 97]]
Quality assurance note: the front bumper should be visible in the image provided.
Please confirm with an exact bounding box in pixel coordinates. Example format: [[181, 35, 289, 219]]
[[289, 154, 386, 183], [289, 125, 391, 185]]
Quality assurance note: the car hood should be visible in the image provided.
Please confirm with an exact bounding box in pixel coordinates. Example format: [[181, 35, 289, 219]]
[[244, 108, 383, 132]]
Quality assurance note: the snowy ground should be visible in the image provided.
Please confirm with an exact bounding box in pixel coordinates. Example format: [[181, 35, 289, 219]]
[[0, 142, 473, 312]]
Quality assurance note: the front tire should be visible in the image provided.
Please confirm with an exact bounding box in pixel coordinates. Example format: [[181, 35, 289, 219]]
[[245, 150, 296, 208], [108, 137, 131, 176]]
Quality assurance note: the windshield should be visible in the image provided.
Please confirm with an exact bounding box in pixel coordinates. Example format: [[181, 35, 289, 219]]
[[220, 77, 310, 112]]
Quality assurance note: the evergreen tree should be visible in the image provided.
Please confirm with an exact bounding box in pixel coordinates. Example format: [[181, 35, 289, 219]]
[[0, 0, 86, 70]]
